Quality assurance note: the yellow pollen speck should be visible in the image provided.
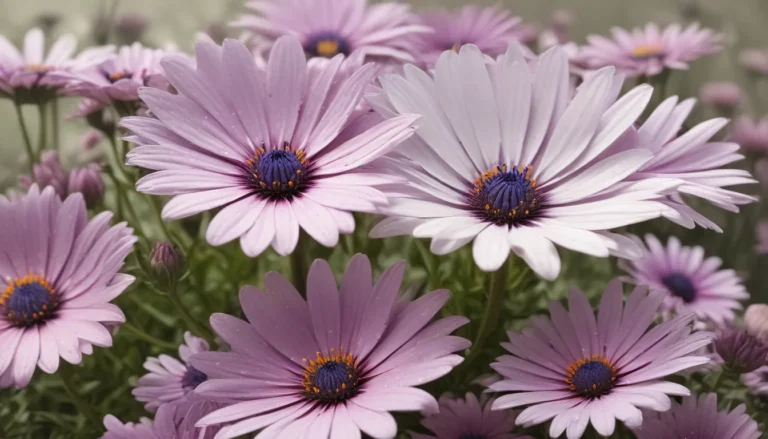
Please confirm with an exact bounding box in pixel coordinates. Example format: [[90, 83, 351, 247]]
[[631, 44, 664, 58]]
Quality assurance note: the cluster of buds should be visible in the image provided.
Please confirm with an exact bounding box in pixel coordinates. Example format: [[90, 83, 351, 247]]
[[20, 151, 105, 208]]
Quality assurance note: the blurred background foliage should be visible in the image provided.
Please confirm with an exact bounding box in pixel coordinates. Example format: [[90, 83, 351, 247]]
[[0, 0, 767, 438]]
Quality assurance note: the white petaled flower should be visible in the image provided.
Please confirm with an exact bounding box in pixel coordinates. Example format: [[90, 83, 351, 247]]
[[368, 44, 680, 280]]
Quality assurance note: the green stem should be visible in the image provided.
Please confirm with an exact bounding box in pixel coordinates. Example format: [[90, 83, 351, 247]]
[[147, 195, 171, 241], [121, 323, 177, 350], [167, 284, 214, 344], [291, 236, 309, 296], [37, 103, 47, 154], [14, 103, 36, 171], [59, 365, 101, 428], [52, 99, 60, 153], [103, 168, 124, 222], [462, 262, 510, 368]]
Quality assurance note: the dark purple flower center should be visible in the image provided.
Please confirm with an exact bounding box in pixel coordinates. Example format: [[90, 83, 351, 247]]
[[181, 365, 208, 389], [661, 272, 696, 303], [302, 349, 360, 404], [470, 164, 541, 225], [566, 355, 616, 398], [1, 275, 59, 327], [459, 435, 486, 439], [305, 33, 350, 58], [247, 146, 308, 200]]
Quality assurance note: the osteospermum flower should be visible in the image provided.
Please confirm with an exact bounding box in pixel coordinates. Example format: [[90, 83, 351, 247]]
[[411, 393, 533, 439], [368, 44, 678, 279], [635, 393, 761, 439], [191, 255, 469, 438], [489, 279, 713, 439], [620, 234, 748, 326], [0, 27, 114, 103], [132, 331, 210, 410], [729, 116, 768, 153], [578, 23, 722, 77], [620, 96, 756, 231], [123, 36, 419, 257], [0, 185, 136, 388], [62, 42, 169, 116], [102, 401, 221, 439], [232, 0, 429, 63], [415, 5, 527, 68]]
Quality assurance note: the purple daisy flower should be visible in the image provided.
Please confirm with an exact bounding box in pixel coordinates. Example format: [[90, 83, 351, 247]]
[[62, 42, 170, 115], [231, 0, 429, 63], [123, 36, 419, 257], [0, 185, 136, 388], [410, 393, 534, 439], [578, 23, 722, 77], [489, 279, 713, 439], [729, 116, 768, 153], [743, 365, 768, 396], [699, 81, 743, 112], [415, 5, 527, 68], [368, 44, 680, 279], [635, 393, 761, 439], [620, 234, 748, 326], [133, 331, 210, 411], [190, 255, 469, 438], [102, 401, 222, 439], [620, 96, 756, 231], [0, 27, 114, 103]]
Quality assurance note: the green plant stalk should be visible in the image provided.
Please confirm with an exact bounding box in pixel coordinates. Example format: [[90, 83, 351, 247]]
[[59, 366, 101, 429], [14, 103, 36, 171], [121, 323, 178, 350], [51, 99, 60, 153], [37, 103, 47, 154], [167, 284, 215, 344], [462, 261, 510, 368], [291, 236, 309, 296]]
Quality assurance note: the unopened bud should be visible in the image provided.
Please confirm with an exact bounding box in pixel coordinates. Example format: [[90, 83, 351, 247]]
[[739, 49, 768, 76], [699, 81, 742, 112], [149, 242, 186, 288], [714, 328, 768, 374], [32, 151, 68, 196], [68, 165, 105, 208], [115, 13, 149, 44]]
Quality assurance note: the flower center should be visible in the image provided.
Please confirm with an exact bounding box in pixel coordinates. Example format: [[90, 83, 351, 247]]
[[631, 44, 664, 60], [305, 33, 350, 58], [459, 435, 486, 439], [107, 71, 131, 83], [24, 64, 54, 73], [247, 146, 308, 200], [566, 354, 617, 398], [661, 272, 696, 303], [1, 274, 59, 327], [181, 365, 208, 390], [302, 348, 360, 404], [470, 164, 540, 225]]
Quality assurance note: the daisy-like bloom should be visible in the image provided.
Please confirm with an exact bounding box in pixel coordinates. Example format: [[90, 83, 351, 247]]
[[123, 36, 419, 258], [415, 5, 527, 68], [699, 81, 742, 112], [0, 28, 114, 103], [410, 393, 533, 439], [624, 96, 757, 231], [620, 235, 748, 326], [368, 44, 678, 279], [191, 255, 469, 438], [62, 42, 168, 116], [743, 365, 768, 396], [0, 185, 136, 388], [635, 393, 761, 439], [578, 23, 722, 77], [714, 328, 768, 374], [133, 331, 210, 410], [231, 0, 429, 63], [102, 401, 221, 439], [489, 279, 714, 439], [739, 49, 768, 76], [729, 116, 768, 153]]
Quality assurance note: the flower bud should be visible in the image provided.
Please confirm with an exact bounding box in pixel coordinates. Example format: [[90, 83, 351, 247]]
[[739, 49, 768, 76], [746, 304, 768, 344], [115, 13, 150, 44], [714, 328, 768, 374], [68, 165, 105, 208], [149, 242, 186, 288], [31, 151, 69, 195]]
